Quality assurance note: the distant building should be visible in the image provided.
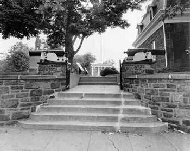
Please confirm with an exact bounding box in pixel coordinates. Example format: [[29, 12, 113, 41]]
[[91, 63, 113, 76], [133, 0, 190, 71]]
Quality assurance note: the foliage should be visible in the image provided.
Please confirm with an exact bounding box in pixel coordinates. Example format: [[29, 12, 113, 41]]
[[161, 0, 190, 20], [103, 59, 115, 65], [3, 42, 31, 72], [0, 0, 147, 64], [0, 0, 44, 39], [100, 67, 119, 76], [73, 52, 96, 74]]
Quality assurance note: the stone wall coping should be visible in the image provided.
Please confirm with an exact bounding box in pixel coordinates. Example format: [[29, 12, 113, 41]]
[[0, 75, 66, 80], [126, 73, 190, 80]]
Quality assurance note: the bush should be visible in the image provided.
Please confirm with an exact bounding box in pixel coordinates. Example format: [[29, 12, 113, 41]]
[[100, 67, 119, 76], [3, 42, 30, 72]]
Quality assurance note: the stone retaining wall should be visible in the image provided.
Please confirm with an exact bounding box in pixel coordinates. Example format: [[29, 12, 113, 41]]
[[123, 73, 190, 132], [0, 75, 66, 125]]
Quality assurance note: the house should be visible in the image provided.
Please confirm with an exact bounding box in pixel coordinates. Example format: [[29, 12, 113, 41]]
[[91, 62, 113, 76], [133, 0, 190, 72]]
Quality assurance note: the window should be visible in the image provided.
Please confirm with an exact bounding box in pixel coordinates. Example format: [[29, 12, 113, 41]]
[[151, 41, 156, 49], [151, 41, 156, 62]]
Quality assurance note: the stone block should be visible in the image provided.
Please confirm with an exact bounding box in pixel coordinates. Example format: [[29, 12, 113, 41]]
[[11, 90, 20, 93], [148, 79, 157, 83], [40, 96, 49, 103], [167, 84, 177, 89], [30, 96, 40, 102], [171, 93, 183, 102], [141, 83, 148, 88], [4, 80, 19, 85], [137, 87, 144, 94], [124, 84, 131, 88], [179, 104, 190, 109], [19, 102, 33, 108], [175, 108, 190, 118], [149, 105, 159, 110], [21, 90, 30, 93], [16, 93, 29, 98], [20, 97, 30, 102], [20, 107, 30, 111], [149, 102, 161, 106], [183, 93, 190, 97], [159, 91, 170, 96], [159, 89, 176, 92], [43, 89, 54, 95], [163, 112, 173, 118], [55, 88, 62, 92], [157, 79, 168, 83], [31, 106, 36, 112], [30, 89, 42, 97], [0, 87, 9, 94], [183, 98, 189, 104], [134, 93, 141, 99], [51, 82, 61, 89], [140, 79, 147, 84], [151, 110, 162, 118], [0, 115, 10, 121], [161, 108, 173, 112], [1, 94, 15, 100], [0, 80, 3, 85], [152, 96, 170, 102], [145, 89, 158, 95], [0, 99, 19, 108], [162, 103, 177, 108], [0, 109, 5, 114], [11, 111, 29, 120], [144, 95, 151, 100], [25, 81, 39, 89], [132, 88, 137, 93], [182, 119, 190, 126], [152, 84, 166, 88], [161, 118, 180, 125], [11, 86, 23, 90]]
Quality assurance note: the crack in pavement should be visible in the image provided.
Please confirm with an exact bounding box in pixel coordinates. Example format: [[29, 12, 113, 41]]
[[107, 135, 120, 151], [87, 131, 92, 151]]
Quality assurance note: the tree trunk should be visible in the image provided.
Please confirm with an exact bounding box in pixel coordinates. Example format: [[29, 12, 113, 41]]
[[65, 32, 74, 65]]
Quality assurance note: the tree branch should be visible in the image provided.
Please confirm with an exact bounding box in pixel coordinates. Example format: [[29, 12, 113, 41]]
[[74, 35, 85, 55], [72, 35, 77, 44]]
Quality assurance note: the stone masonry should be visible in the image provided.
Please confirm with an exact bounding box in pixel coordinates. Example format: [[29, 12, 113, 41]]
[[0, 75, 66, 125], [123, 73, 190, 132]]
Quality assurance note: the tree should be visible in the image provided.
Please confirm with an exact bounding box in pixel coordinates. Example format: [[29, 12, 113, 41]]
[[103, 59, 115, 65], [73, 52, 96, 74], [161, 0, 190, 20], [0, 0, 147, 64], [3, 42, 32, 72], [0, 0, 44, 39]]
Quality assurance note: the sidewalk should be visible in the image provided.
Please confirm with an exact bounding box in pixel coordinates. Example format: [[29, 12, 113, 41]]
[[0, 126, 189, 151]]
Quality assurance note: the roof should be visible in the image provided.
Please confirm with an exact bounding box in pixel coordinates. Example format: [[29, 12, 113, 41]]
[[92, 63, 113, 67], [125, 48, 165, 56]]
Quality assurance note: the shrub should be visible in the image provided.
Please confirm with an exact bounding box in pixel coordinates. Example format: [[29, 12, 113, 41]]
[[100, 67, 119, 76], [3, 42, 30, 72]]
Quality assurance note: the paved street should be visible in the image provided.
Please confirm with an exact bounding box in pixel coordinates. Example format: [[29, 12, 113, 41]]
[[0, 126, 190, 151]]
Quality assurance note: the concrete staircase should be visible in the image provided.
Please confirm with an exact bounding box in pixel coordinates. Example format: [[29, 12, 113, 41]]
[[19, 76, 167, 133], [78, 76, 118, 85]]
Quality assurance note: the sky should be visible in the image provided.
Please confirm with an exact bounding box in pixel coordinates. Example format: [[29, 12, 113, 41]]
[[0, 1, 151, 67]]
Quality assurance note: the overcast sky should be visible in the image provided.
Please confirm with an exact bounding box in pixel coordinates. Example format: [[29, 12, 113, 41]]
[[0, 1, 151, 67]]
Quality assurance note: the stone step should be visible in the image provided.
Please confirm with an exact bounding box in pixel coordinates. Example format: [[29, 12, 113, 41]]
[[30, 112, 157, 123], [78, 82, 118, 85], [79, 76, 117, 82], [19, 120, 168, 133], [48, 98, 140, 106], [39, 105, 151, 115], [56, 92, 134, 99]]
